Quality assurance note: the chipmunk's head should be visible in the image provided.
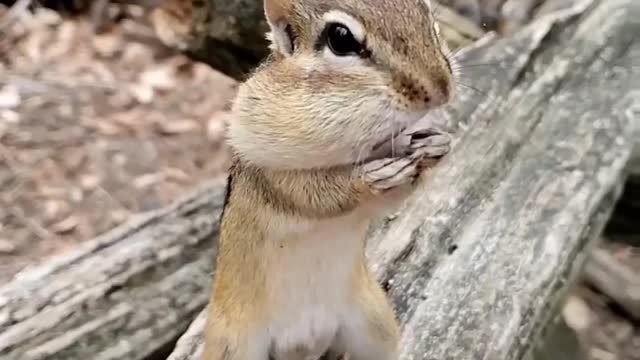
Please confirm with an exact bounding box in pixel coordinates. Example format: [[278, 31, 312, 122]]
[[228, 0, 455, 169]]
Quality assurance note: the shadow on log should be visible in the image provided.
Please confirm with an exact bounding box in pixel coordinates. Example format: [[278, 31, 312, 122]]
[[0, 0, 639, 359], [150, 0, 270, 80]]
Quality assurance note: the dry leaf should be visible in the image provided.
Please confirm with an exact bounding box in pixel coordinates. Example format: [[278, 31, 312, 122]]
[[45, 21, 76, 60], [157, 119, 199, 135], [0, 109, 20, 123], [65, 150, 86, 172], [93, 33, 121, 57], [32, 8, 62, 27], [140, 65, 176, 91], [112, 153, 127, 166], [38, 186, 67, 198], [121, 42, 154, 67], [129, 83, 154, 104], [51, 216, 79, 234], [0, 239, 15, 254], [110, 210, 130, 224], [69, 187, 84, 202], [91, 62, 117, 85], [134, 173, 164, 189], [109, 91, 135, 108], [43, 199, 70, 221], [94, 120, 126, 135], [79, 174, 102, 190], [164, 167, 191, 183], [0, 85, 21, 108], [21, 27, 47, 61], [112, 110, 146, 132]]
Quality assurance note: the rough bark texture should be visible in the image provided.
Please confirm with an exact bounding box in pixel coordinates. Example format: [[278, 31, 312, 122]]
[[0, 0, 638, 359], [0, 181, 226, 360]]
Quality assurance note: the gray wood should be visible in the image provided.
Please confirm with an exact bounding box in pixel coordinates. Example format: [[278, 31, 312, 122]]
[[0, 181, 226, 360], [0, 0, 638, 359]]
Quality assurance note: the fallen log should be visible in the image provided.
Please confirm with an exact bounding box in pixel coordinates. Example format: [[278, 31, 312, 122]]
[[0, 182, 226, 360], [0, 0, 638, 359]]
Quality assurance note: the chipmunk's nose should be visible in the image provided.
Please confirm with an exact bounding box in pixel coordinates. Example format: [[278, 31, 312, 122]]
[[394, 71, 453, 111], [421, 73, 452, 108]]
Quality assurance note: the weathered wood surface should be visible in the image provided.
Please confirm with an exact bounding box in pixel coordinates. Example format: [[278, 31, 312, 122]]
[[0, 181, 226, 360], [0, 0, 638, 359]]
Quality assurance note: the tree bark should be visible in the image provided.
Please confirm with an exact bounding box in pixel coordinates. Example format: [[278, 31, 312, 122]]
[[0, 0, 638, 359], [0, 182, 226, 360]]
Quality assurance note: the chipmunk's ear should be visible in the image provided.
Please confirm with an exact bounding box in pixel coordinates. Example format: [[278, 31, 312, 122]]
[[264, 0, 295, 56]]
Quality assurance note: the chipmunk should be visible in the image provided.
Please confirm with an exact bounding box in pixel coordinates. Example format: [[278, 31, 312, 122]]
[[203, 0, 455, 359]]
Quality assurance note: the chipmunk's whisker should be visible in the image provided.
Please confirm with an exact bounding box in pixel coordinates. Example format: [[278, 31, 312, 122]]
[[391, 125, 396, 158]]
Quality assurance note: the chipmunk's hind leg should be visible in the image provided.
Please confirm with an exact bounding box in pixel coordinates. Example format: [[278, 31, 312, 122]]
[[334, 284, 400, 360], [319, 348, 348, 360], [202, 315, 270, 360]]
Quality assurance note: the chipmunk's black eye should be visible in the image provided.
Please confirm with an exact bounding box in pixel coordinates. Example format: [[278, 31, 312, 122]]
[[326, 23, 364, 56]]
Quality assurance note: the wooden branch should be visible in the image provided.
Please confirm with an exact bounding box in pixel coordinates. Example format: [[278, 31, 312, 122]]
[[0, 0, 638, 359]]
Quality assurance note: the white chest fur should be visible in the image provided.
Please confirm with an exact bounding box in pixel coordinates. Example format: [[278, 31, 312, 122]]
[[262, 210, 370, 358]]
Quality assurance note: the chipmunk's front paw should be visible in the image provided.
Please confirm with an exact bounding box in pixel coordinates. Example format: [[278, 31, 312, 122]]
[[362, 129, 451, 193], [407, 128, 451, 169], [362, 157, 419, 193]]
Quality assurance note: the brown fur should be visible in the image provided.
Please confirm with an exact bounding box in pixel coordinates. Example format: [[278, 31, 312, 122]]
[[204, 156, 383, 359], [204, 0, 454, 359]]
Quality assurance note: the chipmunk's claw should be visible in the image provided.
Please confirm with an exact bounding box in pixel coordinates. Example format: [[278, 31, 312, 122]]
[[363, 157, 419, 192], [408, 128, 451, 168], [409, 129, 450, 152], [319, 352, 349, 360]]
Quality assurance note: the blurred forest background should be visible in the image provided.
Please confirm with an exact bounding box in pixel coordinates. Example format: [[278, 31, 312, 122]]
[[0, 0, 638, 359]]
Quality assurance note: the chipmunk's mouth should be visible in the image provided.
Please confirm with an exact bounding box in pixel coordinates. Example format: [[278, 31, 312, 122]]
[[370, 107, 428, 151], [363, 102, 430, 162]]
